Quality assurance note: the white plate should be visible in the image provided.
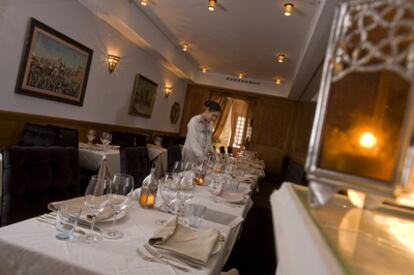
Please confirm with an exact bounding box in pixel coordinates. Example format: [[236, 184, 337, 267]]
[[215, 191, 245, 203], [84, 209, 127, 223]]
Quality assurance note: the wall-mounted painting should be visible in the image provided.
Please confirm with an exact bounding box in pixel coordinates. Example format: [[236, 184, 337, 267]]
[[15, 18, 93, 106], [128, 74, 158, 118], [170, 102, 180, 124]]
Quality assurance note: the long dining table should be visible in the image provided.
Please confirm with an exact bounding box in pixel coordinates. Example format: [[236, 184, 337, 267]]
[[0, 182, 255, 275]]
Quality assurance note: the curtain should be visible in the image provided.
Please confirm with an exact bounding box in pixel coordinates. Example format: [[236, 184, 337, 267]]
[[211, 95, 232, 143]]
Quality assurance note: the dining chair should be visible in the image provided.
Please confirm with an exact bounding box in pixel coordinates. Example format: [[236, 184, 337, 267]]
[[120, 147, 151, 188], [1, 146, 81, 226], [167, 145, 182, 172], [110, 131, 135, 147]]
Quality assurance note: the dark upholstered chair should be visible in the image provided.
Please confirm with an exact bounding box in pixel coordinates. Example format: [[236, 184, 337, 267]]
[[167, 145, 182, 172], [49, 125, 79, 147], [17, 123, 78, 147], [134, 134, 148, 147], [111, 131, 135, 147], [227, 146, 233, 155], [17, 123, 58, 146], [220, 146, 226, 154], [1, 146, 81, 226], [120, 147, 150, 188], [281, 156, 308, 186]]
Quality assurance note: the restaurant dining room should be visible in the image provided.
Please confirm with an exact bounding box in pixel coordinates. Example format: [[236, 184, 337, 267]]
[[1, 0, 414, 274]]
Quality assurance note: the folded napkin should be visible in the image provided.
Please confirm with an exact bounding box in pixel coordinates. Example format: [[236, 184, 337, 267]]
[[148, 216, 220, 266], [48, 196, 114, 221]]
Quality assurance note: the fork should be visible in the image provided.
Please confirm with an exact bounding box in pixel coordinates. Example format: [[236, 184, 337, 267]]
[[136, 248, 189, 272], [144, 244, 202, 270]]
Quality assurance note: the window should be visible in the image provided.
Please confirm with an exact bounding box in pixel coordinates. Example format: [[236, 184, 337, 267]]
[[232, 116, 246, 148]]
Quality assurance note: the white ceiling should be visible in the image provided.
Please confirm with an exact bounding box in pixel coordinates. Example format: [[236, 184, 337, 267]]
[[79, 0, 337, 99], [139, 0, 323, 83]]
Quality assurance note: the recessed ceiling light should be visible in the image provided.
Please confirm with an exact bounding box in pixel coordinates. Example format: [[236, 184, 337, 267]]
[[140, 0, 149, 6], [276, 53, 286, 63], [274, 76, 284, 85], [201, 67, 208, 73], [238, 72, 246, 79], [284, 3, 294, 16], [181, 43, 189, 52], [208, 0, 216, 11]]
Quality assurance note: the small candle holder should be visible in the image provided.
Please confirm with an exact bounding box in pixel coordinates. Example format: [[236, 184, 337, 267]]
[[305, 0, 414, 208]]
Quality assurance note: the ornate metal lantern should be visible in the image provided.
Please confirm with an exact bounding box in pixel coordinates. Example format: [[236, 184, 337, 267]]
[[306, 0, 414, 206]]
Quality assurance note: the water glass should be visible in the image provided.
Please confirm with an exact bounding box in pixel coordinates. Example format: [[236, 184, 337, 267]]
[[55, 206, 82, 240], [188, 204, 207, 228], [223, 178, 239, 193]]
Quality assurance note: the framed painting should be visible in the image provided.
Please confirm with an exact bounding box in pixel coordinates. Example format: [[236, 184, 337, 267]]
[[170, 102, 180, 124], [15, 18, 93, 106], [128, 74, 158, 118]]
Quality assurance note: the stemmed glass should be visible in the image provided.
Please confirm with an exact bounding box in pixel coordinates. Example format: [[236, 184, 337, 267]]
[[104, 173, 134, 240], [100, 132, 112, 151], [79, 175, 110, 244], [172, 161, 183, 181], [87, 129, 96, 145]]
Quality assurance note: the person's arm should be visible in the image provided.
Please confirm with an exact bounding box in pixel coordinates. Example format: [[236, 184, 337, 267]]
[[186, 118, 208, 162]]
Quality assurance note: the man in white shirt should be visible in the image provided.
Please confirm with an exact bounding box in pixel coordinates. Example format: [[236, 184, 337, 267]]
[[182, 101, 221, 164]]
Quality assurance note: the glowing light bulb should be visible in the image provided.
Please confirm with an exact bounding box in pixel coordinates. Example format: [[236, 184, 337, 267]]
[[208, 0, 216, 11], [358, 132, 377, 149], [181, 43, 189, 52], [140, 0, 148, 6], [201, 67, 208, 73], [284, 3, 294, 16]]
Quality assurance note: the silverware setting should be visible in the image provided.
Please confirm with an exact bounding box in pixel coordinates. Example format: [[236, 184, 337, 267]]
[[136, 247, 189, 272], [144, 244, 203, 270], [209, 196, 243, 208]]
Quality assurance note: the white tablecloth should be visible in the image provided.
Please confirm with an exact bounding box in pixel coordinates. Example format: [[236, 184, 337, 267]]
[[0, 184, 253, 275], [79, 145, 168, 178], [271, 183, 343, 275], [271, 183, 414, 275]]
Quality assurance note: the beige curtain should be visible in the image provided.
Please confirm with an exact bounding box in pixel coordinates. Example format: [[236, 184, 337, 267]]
[[211, 95, 232, 142]]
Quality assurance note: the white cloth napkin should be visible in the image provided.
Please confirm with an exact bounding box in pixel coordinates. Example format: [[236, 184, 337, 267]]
[[148, 216, 220, 266]]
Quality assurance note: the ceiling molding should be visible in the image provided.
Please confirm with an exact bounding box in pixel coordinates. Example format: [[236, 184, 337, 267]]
[[288, 0, 338, 100], [77, 0, 198, 81]]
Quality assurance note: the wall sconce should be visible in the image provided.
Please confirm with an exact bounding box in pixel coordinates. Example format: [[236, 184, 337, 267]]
[[284, 3, 294, 16], [276, 53, 286, 63], [164, 86, 173, 98], [106, 54, 120, 74], [305, 0, 414, 208]]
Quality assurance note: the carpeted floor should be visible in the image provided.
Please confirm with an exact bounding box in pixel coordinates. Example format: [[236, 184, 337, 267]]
[[223, 174, 283, 275]]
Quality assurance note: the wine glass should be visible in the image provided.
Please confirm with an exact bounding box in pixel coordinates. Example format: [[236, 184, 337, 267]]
[[154, 136, 163, 147], [100, 132, 112, 151], [87, 129, 96, 145], [78, 175, 110, 244], [103, 173, 134, 240], [172, 161, 183, 181]]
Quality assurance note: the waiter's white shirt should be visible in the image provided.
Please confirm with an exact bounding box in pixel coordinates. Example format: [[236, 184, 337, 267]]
[[182, 114, 214, 164]]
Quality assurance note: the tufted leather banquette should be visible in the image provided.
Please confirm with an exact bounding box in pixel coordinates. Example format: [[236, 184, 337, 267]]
[[1, 146, 81, 226], [120, 147, 151, 188], [17, 123, 79, 147]]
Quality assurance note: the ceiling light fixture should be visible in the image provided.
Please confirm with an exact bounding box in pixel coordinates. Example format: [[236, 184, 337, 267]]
[[277, 53, 286, 63], [201, 67, 208, 73], [181, 43, 189, 52], [208, 0, 216, 11], [284, 3, 294, 16], [140, 0, 149, 6], [275, 76, 284, 85], [238, 72, 246, 79]]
